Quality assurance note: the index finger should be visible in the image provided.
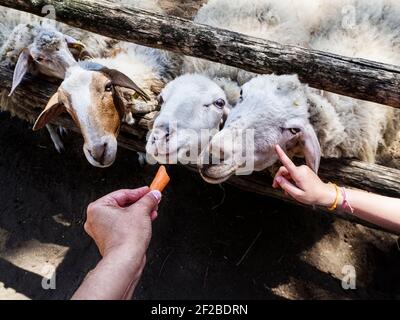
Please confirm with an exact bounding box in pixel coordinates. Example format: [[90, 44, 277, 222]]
[[96, 187, 150, 208], [275, 145, 298, 176]]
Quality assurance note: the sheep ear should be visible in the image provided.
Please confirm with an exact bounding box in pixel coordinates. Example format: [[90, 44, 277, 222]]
[[65, 35, 92, 60], [299, 123, 321, 173], [220, 105, 230, 128], [9, 48, 32, 96], [100, 67, 151, 102], [33, 92, 65, 131]]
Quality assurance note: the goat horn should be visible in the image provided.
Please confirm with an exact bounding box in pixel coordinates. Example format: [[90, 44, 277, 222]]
[[100, 67, 151, 102]]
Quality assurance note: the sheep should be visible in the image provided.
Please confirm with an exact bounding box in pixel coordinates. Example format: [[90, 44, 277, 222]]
[[183, 0, 330, 84], [146, 0, 325, 164], [0, 22, 95, 152], [0, 7, 108, 152], [0, 0, 167, 155], [146, 73, 229, 164], [198, 0, 400, 184], [1, 0, 164, 95]]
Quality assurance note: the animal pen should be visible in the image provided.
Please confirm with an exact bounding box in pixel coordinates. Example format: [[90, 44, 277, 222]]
[[0, 0, 399, 233]]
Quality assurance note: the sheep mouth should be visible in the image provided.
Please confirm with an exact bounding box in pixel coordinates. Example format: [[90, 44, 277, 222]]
[[148, 144, 180, 163], [199, 164, 236, 184]]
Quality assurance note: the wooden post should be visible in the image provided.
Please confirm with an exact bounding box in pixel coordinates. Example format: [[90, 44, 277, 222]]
[[1, 0, 400, 108]]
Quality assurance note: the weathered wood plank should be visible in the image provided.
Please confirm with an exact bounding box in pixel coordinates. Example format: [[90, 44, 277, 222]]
[[0, 64, 399, 233], [1, 0, 400, 108]]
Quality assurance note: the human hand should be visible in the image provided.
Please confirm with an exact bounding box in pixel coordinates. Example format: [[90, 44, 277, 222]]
[[272, 145, 336, 207], [84, 187, 161, 260]]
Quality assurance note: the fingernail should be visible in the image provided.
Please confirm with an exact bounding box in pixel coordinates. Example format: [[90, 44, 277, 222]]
[[149, 190, 162, 203], [276, 176, 283, 184]]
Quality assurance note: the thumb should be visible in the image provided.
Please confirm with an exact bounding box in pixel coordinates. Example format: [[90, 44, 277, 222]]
[[130, 190, 162, 216]]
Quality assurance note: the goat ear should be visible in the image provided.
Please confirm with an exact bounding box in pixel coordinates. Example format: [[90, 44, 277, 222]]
[[9, 48, 32, 96], [33, 92, 65, 131], [299, 123, 321, 173], [100, 67, 151, 102]]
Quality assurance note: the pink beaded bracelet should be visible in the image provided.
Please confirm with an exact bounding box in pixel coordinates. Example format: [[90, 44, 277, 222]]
[[340, 187, 354, 214]]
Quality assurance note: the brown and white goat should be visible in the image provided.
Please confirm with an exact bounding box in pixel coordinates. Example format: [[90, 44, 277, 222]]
[[33, 43, 173, 168]]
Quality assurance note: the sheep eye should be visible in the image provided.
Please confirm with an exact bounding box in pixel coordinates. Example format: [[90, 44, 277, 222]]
[[105, 82, 113, 92], [36, 57, 44, 62], [213, 98, 226, 109], [289, 128, 301, 135]]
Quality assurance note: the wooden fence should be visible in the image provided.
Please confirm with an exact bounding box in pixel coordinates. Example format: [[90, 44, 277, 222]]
[[0, 0, 399, 233]]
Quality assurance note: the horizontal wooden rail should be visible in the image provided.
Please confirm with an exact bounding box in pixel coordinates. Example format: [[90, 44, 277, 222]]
[[0, 65, 399, 234], [1, 0, 400, 108]]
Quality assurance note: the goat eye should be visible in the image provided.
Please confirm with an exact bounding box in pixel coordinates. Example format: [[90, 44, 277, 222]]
[[105, 82, 113, 92], [289, 128, 301, 135], [157, 95, 164, 105], [36, 57, 44, 62], [213, 98, 225, 109]]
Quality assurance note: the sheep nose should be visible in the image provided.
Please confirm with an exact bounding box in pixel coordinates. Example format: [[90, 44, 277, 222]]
[[89, 142, 108, 165]]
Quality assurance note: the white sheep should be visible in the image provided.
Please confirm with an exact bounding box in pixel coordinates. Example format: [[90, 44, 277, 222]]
[[147, 0, 322, 164], [199, 0, 400, 183], [0, 22, 95, 152], [0, 7, 109, 152]]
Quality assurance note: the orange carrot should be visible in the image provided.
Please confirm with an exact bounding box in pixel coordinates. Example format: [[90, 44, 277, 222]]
[[150, 165, 170, 192]]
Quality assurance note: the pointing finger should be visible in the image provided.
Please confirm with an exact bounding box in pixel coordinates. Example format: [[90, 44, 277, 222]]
[[275, 145, 298, 177]]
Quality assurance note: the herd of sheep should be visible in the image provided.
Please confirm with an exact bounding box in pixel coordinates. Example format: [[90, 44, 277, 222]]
[[0, 0, 399, 184]]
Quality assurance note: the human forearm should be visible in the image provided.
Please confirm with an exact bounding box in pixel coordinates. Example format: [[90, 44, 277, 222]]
[[321, 185, 400, 233], [71, 250, 144, 300], [273, 145, 400, 234], [341, 189, 400, 233]]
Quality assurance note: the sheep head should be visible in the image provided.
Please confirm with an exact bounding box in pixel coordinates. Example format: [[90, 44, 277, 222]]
[[9, 25, 87, 96], [199, 75, 321, 184], [33, 62, 150, 168], [146, 74, 230, 164]]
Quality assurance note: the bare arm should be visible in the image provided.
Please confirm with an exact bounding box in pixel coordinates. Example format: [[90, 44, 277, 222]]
[[71, 187, 161, 300], [338, 189, 400, 233], [72, 250, 145, 300], [273, 145, 400, 234]]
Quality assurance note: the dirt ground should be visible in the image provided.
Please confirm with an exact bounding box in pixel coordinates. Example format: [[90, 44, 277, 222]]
[[0, 0, 399, 301], [0, 113, 399, 300]]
